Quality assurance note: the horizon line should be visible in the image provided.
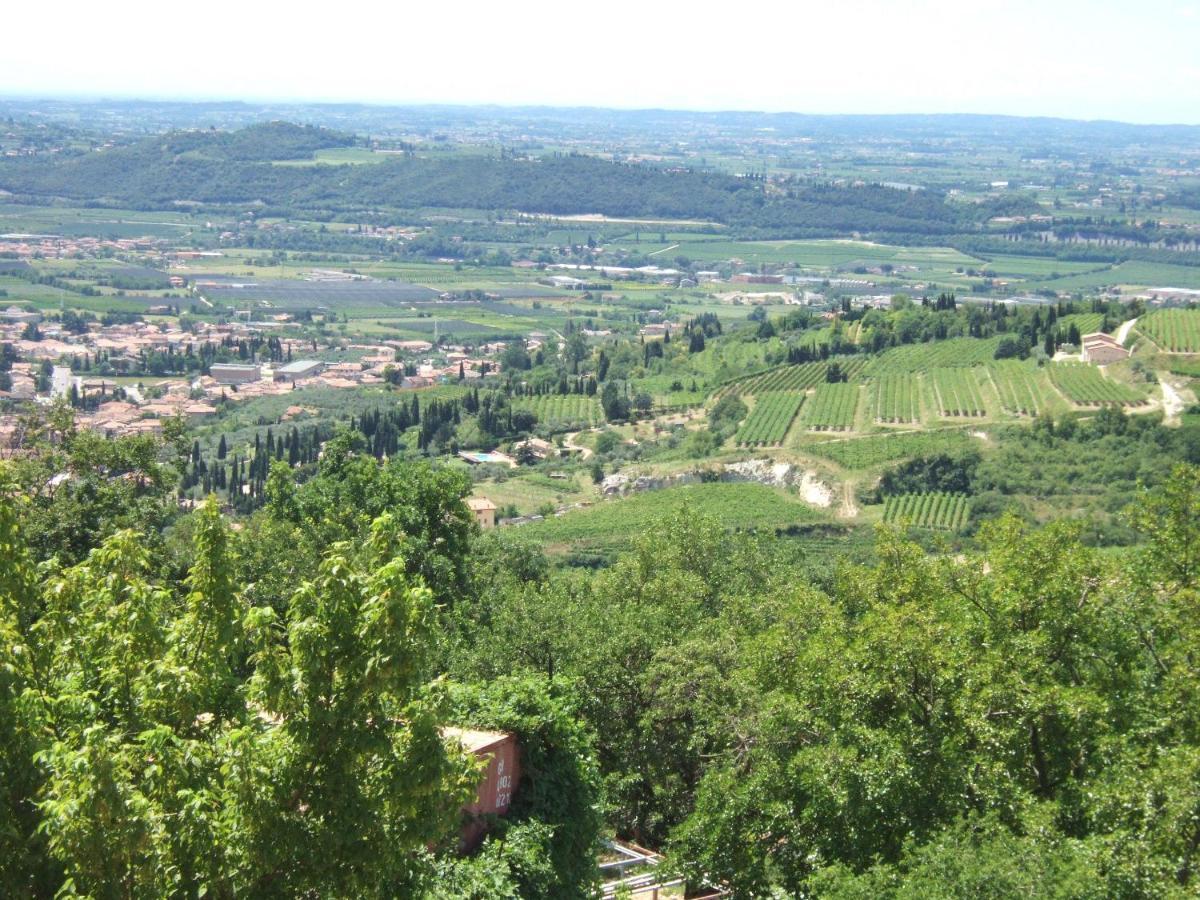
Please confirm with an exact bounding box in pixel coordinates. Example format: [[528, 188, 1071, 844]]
[[2, 93, 1199, 130]]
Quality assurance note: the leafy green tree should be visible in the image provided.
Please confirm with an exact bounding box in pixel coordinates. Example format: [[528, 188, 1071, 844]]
[[810, 813, 1107, 899], [6, 410, 175, 565], [251, 435, 475, 609], [230, 512, 476, 895], [0, 491, 478, 897], [600, 381, 630, 422]]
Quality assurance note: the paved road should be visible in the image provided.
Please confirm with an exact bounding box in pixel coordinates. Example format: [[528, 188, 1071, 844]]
[[50, 365, 76, 399]]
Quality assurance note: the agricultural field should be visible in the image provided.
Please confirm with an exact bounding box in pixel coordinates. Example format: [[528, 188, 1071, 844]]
[[660, 238, 981, 271], [510, 395, 603, 430], [195, 278, 441, 308], [987, 361, 1053, 416], [929, 367, 988, 417], [472, 473, 592, 518], [0, 203, 205, 239], [883, 492, 970, 531], [1047, 363, 1148, 406], [736, 392, 806, 446], [800, 383, 861, 431], [871, 374, 921, 423], [974, 255, 1108, 280], [271, 147, 387, 166], [521, 482, 826, 555], [801, 429, 977, 470], [865, 337, 1002, 374], [1037, 260, 1200, 292], [1137, 309, 1200, 353], [719, 357, 868, 396]]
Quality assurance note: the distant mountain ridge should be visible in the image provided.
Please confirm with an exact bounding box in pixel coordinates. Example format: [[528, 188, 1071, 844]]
[[0, 123, 1035, 237]]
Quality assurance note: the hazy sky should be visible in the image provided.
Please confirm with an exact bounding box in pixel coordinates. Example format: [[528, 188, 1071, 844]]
[[4, 0, 1199, 123]]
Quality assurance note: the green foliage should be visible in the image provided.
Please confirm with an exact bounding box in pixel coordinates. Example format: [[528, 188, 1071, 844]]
[[0, 131, 1006, 236], [967, 416, 1191, 529], [254, 438, 475, 608], [708, 394, 748, 440], [877, 452, 980, 498], [810, 814, 1108, 899], [0, 493, 474, 897], [5, 407, 175, 565], [668, 487, 1200, 895]]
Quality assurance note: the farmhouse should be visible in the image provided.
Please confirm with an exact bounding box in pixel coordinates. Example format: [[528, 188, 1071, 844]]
[[1081, 332, 1129, 364], [466, 497, 497, 529], [639, 323, 670, 339]]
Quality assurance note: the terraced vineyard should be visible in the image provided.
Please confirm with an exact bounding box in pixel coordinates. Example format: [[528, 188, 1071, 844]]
[[1137, 309, 1200, 352], [872, 374, 921, 423], [1047, 363, 1147, 406], [1054, 313, 1104, 337], [510, 395, 603, 430], [800, 383, 861, 431], [883, 492, 970, 530], [720, 357, 868, 396], [987, 361, 1050, 416], [865, 337, 1001, 374], [804, 430, 976, 469], [736, 392, 805, 446], [930, 367, 988, 417]]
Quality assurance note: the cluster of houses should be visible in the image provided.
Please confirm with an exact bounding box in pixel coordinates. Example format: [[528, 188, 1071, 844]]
[[0, 233, 167, 259], [0, 301, 513, 441]]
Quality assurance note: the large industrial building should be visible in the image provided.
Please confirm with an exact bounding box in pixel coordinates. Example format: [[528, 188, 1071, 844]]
[[209, 363, 262, 385], [273, 359, 325, 381]]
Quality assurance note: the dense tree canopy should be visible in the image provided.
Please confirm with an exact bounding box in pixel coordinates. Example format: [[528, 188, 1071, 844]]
[[4, 422, 1200, 897]]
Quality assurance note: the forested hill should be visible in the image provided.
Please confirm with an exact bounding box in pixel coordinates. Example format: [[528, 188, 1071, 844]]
[[0, 124, 1033, 236], [142, 121, 354, 161]]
